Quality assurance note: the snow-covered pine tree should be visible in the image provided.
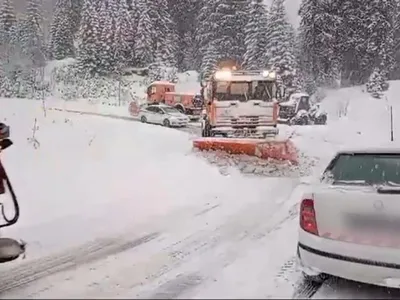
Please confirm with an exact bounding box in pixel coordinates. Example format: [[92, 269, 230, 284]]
[[113, 0, 134, 68], [181, 31, 196, 71], [390, 0, 400, 79], [200, 42, 218, 80], [167, 0, 198, 71], [134, 0, 155, 67], [298, 0, 342, 90], [363, 0, 396, 92], [366, 68, 385, 98], [243, 0, 269, 69], [76, 0, 102, 76], [70, 0, 83, 35], [105, 0, 134, 69], [0, 0, 16, 43], [128, 0, 140, 45], [267, 0, 297, 90], [17, 0, 45, 65], [98, 0, 115, 74], [196, 0, 247, 75], [298, 0, 318, 91], [194, 0, 219, 71], [134, 0, 178, 71], [94, 0, 134, 73], [149, 41, 172, 81], [48, 0, 76, 60], [153, 0, 179, 69], [121, 0, 138, 66], [213, 0, 247, 64], [0, 0, 16, 94], [340, 0, 372, 85]]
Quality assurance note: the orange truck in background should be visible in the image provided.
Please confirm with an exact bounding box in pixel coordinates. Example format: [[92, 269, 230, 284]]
[[146, 81, 203, 120]]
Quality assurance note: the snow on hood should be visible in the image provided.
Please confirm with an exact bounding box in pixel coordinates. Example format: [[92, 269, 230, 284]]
[[167, 111, 186, 117]]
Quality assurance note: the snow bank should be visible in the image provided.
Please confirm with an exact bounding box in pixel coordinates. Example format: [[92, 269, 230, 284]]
[[287, 82, 400, 173]]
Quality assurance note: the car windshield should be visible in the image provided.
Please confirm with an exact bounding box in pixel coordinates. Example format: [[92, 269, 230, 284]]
[[213, 81, 276, 101], [162, 107, 179, 114], [323, 153, 400, 185]]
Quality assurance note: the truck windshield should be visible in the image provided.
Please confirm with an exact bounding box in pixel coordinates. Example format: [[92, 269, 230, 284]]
[[323, 153, 400, 185], [213, 81, 275, 101]]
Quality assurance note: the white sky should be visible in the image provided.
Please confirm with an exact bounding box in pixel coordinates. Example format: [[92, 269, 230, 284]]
[[264, 0, 300, 27]]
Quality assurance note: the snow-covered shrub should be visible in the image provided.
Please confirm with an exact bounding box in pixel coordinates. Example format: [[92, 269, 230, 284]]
[[50, 59, 135, 103], [0, 66, 50, 98], [366, 68, 385, 99]]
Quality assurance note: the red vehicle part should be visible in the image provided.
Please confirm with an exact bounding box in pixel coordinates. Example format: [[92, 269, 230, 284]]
[[192, 138, 298, 165], [129, 101, 140, 116]]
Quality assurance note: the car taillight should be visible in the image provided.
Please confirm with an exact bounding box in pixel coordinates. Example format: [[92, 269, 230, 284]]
[[300, 198, 318, 235]]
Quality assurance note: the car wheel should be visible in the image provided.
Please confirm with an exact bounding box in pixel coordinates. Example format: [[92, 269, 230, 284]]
[[302, 272, 329, 284], [140, 116, 147, 123], [163, 119, 171, 127]]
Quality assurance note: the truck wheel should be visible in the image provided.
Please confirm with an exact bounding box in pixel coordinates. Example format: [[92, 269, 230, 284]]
[[314, 114, 327, 125], [140, 116, 147, 123]]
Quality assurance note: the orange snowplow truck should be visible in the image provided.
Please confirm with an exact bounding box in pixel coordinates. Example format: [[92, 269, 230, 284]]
[[200, 67, 281, 138], [146, 81, 203, 119]]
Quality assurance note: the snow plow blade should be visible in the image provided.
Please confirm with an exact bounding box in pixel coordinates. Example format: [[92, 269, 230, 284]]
[[193, 138, 298, 165]]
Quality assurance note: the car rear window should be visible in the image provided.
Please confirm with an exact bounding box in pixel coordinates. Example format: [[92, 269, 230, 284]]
[[323, 153, 400, 185]]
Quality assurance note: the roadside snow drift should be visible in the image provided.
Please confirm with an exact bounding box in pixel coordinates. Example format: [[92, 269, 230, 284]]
[[0, 98, 296, 260]]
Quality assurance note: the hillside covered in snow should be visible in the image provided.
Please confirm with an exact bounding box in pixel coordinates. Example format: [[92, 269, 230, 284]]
[[0, 0, 397, 102]]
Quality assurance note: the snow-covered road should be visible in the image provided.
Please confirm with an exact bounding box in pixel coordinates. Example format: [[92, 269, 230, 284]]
[[0, 99, 305, 298], [2, 176, 301, 298], [1, 97, 400, 298]]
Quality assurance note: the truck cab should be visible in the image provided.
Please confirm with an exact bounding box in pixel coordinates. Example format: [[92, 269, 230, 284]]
[[164, 92, 203, 120], [201, 69, 280, 138], [146, 81, 176, 104]]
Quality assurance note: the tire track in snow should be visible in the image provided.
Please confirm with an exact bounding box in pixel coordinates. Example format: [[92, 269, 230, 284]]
[[130, 180, 301, 298], [0, 201, 234, 298], [272, 256, 323, 299], [292, 277, 324, 299], [0, 232, 159, 295], [143, 273, 204, 299], [14, 179, 301, 299]]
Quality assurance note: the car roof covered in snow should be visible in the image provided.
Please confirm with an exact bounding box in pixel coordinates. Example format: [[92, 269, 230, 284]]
[[215, 75, 276, 82], [165, 92, 194, 96], [148, 103, 175, 109], [336, 144, 400, 155]]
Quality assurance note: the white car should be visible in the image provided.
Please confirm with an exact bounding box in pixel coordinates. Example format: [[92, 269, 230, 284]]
[[138, 104, 189, 127], [297, 146, 400, 288]]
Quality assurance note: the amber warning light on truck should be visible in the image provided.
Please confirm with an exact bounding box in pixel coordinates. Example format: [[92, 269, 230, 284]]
[[214, 69, 277, 81]]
